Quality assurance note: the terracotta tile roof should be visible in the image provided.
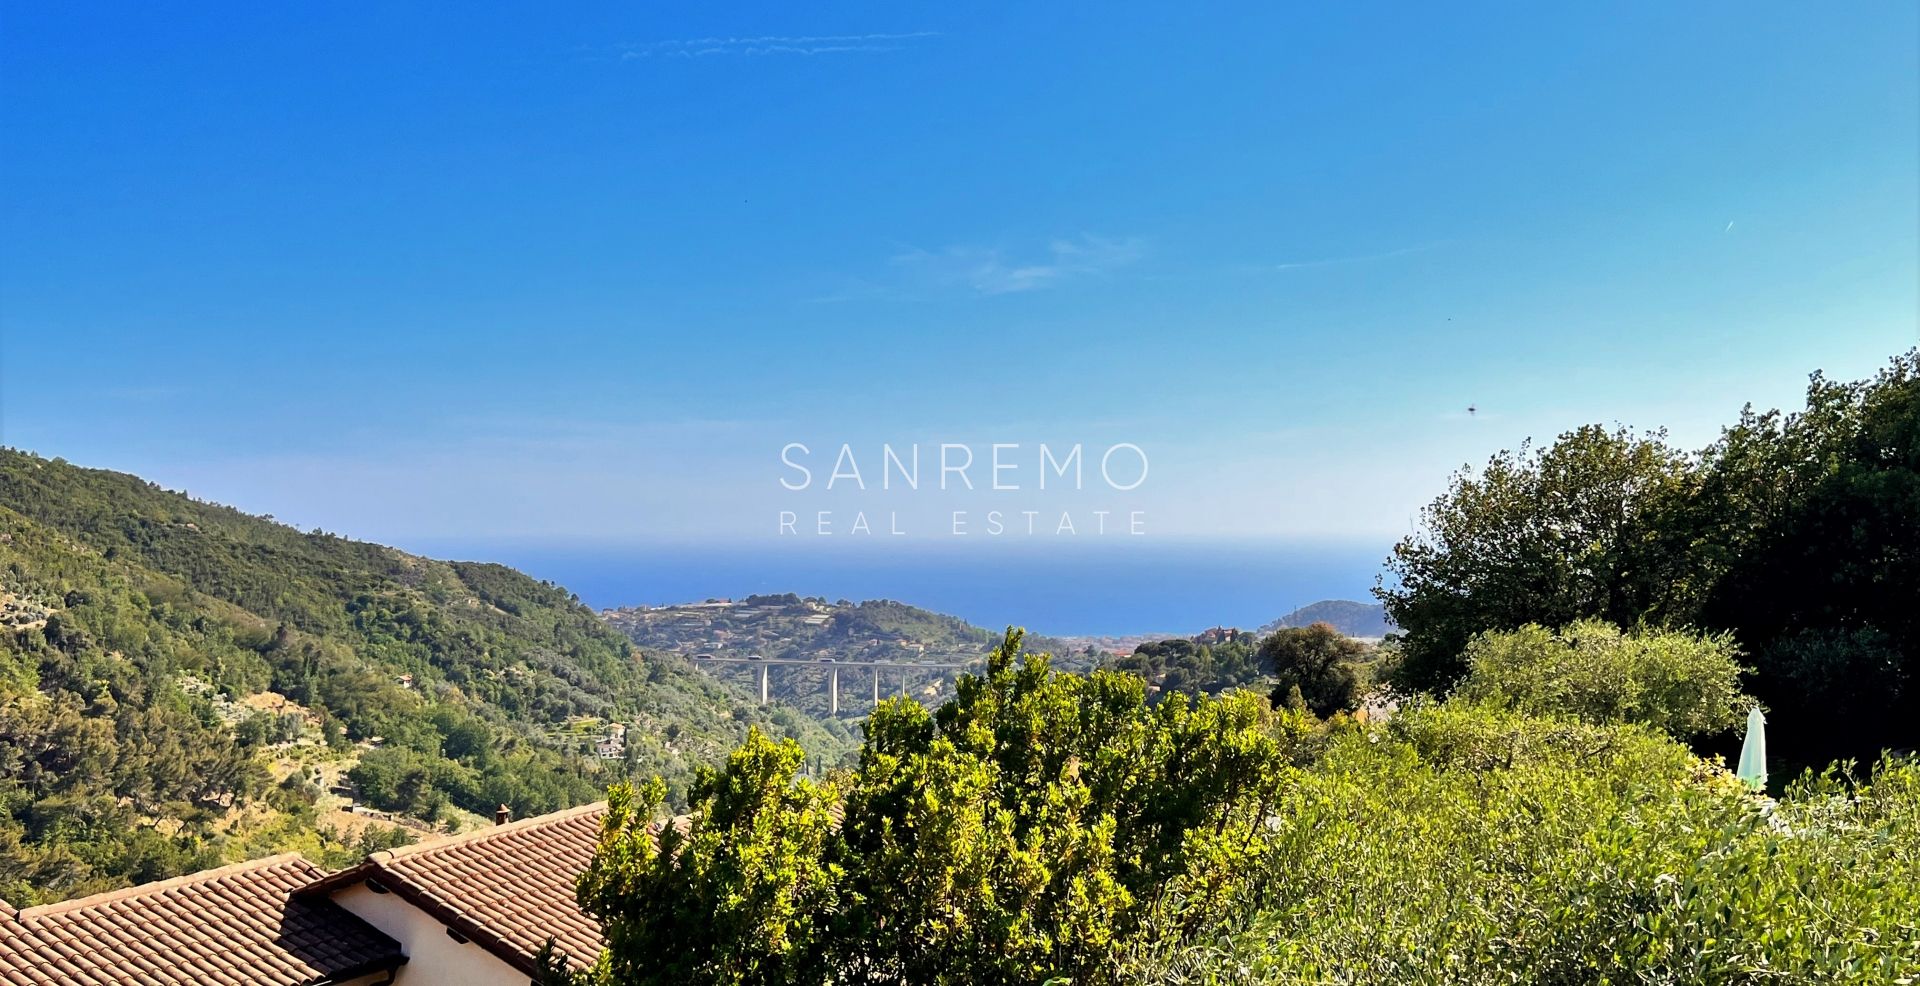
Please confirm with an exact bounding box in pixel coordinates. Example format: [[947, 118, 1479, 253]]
[[0, 854, 403, 986], [301, 802, 607, 975]]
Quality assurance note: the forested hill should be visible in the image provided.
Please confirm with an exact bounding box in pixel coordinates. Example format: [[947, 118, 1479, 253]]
[[603, 594, 1094, 713], [1259, 599, 1393, 639], [605, 593, 1081, 664], [0, 449, 845, 904]]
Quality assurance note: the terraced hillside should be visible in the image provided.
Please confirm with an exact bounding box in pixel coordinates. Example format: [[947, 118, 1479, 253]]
[[0, 449, 850, 904]]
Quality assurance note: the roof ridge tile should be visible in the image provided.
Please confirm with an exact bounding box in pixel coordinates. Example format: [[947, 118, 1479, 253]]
[[373, 800, 609, 862]]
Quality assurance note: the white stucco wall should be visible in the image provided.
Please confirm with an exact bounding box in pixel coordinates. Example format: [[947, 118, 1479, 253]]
[[334, 972, 405, 986], [332, 882, 528, 986]]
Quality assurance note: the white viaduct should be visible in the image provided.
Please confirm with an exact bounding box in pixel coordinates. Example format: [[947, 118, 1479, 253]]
[[695, 655, 969, 714]]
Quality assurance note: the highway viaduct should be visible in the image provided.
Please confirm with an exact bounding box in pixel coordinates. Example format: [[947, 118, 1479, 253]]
[[694, 655, 969, 713]]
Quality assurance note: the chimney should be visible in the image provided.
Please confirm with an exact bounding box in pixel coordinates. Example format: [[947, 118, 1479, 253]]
[[494, 804, 512, 825]]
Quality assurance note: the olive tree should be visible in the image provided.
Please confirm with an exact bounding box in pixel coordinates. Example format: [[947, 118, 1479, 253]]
[[1451, 620, 1752, 739]]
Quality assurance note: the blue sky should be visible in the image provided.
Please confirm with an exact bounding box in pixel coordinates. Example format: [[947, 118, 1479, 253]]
[[3, 2, 1916, 554]]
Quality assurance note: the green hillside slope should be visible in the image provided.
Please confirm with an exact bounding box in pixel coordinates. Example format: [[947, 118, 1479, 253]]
[[0, 449, 849, 904]]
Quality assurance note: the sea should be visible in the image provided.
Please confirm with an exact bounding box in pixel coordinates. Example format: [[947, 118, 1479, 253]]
[[407, 538, 1393, 637]]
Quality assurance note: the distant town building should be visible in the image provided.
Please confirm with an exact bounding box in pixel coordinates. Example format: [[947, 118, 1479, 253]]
[[1193, 626, 1251, 645]]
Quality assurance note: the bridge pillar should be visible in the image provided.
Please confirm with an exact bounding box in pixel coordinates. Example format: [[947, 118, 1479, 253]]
[[829, 667, 840, 715], [759, 664, 769, 706], [872, 667, 880, 704]]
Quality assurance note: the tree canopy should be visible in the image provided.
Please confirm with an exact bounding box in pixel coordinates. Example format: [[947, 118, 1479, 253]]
[[1378, 350, 1919, 770], [579, 628, 1920, 984], [1102, 633, 1263, 698], [1378, 424, 1699, 692], [578, 630, 1307, 986], [1257, 622, 1367, 718]]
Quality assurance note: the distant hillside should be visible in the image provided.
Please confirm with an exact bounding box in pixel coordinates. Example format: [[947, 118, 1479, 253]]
[[1259, 599, 1393, 639], [0, 449, 849, 904], [604, 595, 1092, 714]]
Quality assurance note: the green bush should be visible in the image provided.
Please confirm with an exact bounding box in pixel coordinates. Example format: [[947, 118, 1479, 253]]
[[580, 644, 1919, 985], [1122, 715, 1920, 985], [579, 631, 1308, 986], [1383, 698, 1702, 777], [1451, 620, 1752, 739]]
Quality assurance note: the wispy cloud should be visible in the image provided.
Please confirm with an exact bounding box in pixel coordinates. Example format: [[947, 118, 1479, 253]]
[[1272, 243, 1438, 271], [620, 32, 939, 59], [888, 235, 1148, 296]]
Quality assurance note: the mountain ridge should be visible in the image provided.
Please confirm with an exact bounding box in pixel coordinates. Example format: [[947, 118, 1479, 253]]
[[0, 448, 849, 904], [603, 594, 1094, 712]]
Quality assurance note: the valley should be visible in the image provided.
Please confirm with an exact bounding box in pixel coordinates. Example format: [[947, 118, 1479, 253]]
[[0, 450, 855, 903], [0, 448, 1394, 906]]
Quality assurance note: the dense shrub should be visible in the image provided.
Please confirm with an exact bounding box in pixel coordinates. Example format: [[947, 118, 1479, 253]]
[[578, 632, 1920, 985], [1122, 718, 1920, 984], [1451, 621, 1752, 739], [579, 631, 1310, 986]]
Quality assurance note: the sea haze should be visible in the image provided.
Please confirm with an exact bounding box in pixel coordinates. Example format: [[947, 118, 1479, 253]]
[[406, 538, 1393, 637]]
